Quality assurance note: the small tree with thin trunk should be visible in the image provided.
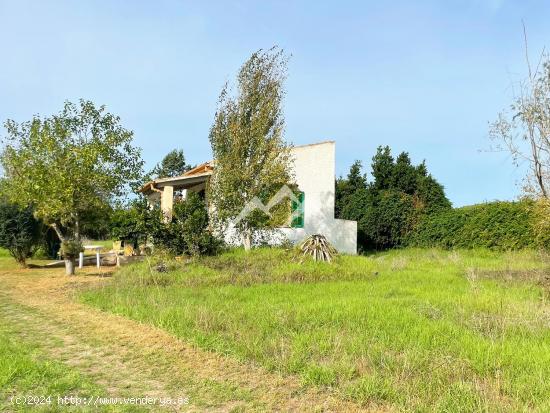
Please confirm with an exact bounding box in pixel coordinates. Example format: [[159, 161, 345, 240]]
[[208, 47, 293, 251], [489, 26, 550, 248], [489, 26, 550, 199], [1, 100, 143, 274]]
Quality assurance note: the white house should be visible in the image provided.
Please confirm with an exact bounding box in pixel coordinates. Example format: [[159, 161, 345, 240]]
[[140, 141, 357, 254]]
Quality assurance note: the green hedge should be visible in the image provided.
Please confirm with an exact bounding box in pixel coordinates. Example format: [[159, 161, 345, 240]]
[[408, 201, 539, 250]]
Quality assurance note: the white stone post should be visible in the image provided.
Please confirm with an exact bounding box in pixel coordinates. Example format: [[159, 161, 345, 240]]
[[79, 252, 84, 269], [161, 185, 174, 222], [96, 251, 100, 268]]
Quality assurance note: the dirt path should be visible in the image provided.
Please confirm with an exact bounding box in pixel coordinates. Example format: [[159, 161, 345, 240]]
[[0, 266, 369, 412]]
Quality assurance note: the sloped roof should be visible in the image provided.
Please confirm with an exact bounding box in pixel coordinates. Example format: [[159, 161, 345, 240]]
[[180, 161, 214, 178], [139, 161, 214, 193], [139, 141, 335, 194]]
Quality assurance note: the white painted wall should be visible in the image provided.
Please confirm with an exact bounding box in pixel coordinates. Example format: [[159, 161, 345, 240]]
[[161, 185, 174, 221], [280, 141, 357, 254], [223, 141, 357, 254], [152, 141, 358, 254]]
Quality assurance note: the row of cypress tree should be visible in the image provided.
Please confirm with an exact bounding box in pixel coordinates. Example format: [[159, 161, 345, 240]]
[[336, 146, 545, 251], [336, 146, 451, 251]]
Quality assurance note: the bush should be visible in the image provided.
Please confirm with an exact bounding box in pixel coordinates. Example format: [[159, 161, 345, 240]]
[[43, 227, 62, 259], [0, 202, 42, 267], [407, 201, 541, 250], [172, 192, 223, 256], [337, 147, 451, 250], [109, 202, 144, 246], [144, 192, 223, 256], [357, 190, 420, 250], [533, 198, 550, 248], [59, 239, 84, 259]]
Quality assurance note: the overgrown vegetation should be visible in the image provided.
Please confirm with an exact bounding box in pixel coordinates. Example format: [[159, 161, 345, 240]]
[[336, 147, 451, 250], [148, 192, 224, 256], [408, 200, 547, 250], [533, 197, 550, 247], [81, 248, 550, 412], [109, 199, 149, 248], [336, 149, 549, 253], [110, 193, 223, 256]]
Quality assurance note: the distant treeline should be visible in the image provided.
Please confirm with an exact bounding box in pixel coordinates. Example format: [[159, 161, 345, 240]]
[[336, 147, 549, 252]]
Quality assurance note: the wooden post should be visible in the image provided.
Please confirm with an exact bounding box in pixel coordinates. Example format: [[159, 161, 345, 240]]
[[79, 252, 84, 269]]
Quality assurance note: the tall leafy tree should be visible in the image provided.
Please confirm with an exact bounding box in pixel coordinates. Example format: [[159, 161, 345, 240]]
[[1, 100, 143, 274], [371, 146, 394, 191], [208, 47, 293, 251], [392, 153, 417, 194], [338, 146, 451, 250], [151, 149, 191, 178], [335, 160, 367, 217]]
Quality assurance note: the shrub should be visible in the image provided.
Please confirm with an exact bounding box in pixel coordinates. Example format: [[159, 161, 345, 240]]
[[533, 198, 550, 248], [110, 203, 143, 246], [143, 192, 223, 256], [337, 147, 451, 250], [356, 190, 420, 250], [59, 239, 84, 259], [408, 201, 540, 250], [172, 192, 223, 256], [0, 202, 42, 267], [43, 227, 62, 259], [79, 202, 113, 240]]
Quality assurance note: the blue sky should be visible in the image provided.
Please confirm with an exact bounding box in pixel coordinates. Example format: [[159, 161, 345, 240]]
[[1, 0, 549, 206]]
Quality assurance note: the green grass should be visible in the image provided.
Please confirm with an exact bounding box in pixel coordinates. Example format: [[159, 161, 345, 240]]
[[0, 310, 117, 412], [0, 247, 11, 258], [81, 240, 115, 255], [80, 248, 550, 412], [0, 241, 113, 263]]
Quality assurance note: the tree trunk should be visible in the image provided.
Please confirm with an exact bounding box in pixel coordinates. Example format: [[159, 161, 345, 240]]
[[242, 230, 252, 252], [64, 258, 76, 276], [74, 216, 80, 242], [50, 223, 76, 276], [50, 223, 65, 243], [74, 213, 82, 243]]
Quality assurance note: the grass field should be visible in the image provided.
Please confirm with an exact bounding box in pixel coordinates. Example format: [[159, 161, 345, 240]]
[[81, 239, 114, 255], [80, 248, 550, 412], [0, 249, 359, 411], [0, 305, 117, 413]]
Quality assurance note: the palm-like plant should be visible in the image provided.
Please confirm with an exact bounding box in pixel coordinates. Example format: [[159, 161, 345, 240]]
[[299, 234, 337, 262]]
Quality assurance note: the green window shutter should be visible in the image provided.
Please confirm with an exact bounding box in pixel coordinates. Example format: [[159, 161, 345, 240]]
[[291, 192, 305, 228]]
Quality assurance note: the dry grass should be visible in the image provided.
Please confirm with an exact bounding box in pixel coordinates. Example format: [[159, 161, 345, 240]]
[[0, 259, 367, 412], [81, 248, 550, 412]]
